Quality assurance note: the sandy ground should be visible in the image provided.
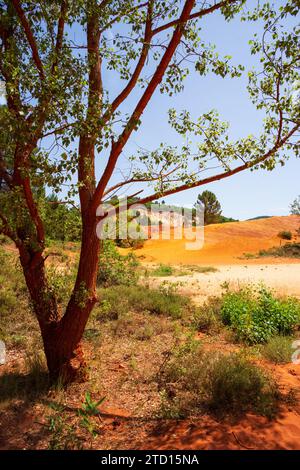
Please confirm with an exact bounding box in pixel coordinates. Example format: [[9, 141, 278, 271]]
[[135, 214, 300, 300], [149, 264, 300, 303]]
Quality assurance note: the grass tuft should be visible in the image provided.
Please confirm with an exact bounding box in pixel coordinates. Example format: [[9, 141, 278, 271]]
[[261, 336, 294, 364], [159, 341, 280, 419]]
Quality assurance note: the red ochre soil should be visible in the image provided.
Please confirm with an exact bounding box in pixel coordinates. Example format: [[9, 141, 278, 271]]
[[135, 215, 300, 265]]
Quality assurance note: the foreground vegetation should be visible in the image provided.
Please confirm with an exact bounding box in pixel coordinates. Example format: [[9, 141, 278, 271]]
[[1, 242, 300, 449]]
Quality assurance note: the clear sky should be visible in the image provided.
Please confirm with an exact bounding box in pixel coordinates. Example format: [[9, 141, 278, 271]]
[[98, 3, 300, 220]]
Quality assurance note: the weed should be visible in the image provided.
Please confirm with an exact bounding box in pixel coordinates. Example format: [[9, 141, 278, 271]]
[[77, 392, 106, 438], [159, 340, 280, 419], [95, 284, 192, 321], [80, 391, 106, 416], [152, 264, 174, 277], [193, 297, 223, 334], [47, 404, 83, 450], [261, 336, 294, 364], [258, 243, 300, 259]]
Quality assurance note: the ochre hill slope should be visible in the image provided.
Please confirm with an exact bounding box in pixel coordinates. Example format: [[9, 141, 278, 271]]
[[135, 215, 300, 265]]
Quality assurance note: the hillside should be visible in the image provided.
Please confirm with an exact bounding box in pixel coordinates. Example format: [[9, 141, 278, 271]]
[[135, 215, 300, 265]]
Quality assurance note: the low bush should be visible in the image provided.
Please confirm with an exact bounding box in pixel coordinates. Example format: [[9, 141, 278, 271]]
[[0, 248, 33, 344], [220, 285, 300, 344], [258, 243, 300, 258], [95, 284, 192, 321], [193, 297, 223, 334], [152, 264, 174, 277], [97, 240, 139, 287], [262, 336, 294, 364], [159, 341, 279, 418], [278, 231, 292, 240]]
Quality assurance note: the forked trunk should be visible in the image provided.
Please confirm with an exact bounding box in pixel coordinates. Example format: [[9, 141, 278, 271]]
[[19, 216, 100, 384]]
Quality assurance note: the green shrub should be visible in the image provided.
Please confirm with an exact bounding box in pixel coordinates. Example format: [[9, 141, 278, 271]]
[[220, 285, 300, 344], [258, 243, 300, 258], [203, 353, 279, 417], [262, 336, 294, 364], [193, 297, 223, 334], [152, 264, 174, 277], [95, 284, 191, 321], [278, 230, 292, 240], [160, 342, 279, 418], [97, 240, 139, 287], [0, 248, 33, 343]]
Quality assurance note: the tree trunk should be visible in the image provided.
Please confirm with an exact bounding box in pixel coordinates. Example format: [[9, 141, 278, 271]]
[[19, 213, 100, 384]]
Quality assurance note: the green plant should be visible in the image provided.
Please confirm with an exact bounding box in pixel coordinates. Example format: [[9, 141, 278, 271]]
[[278, 230, 292, 240], [202, 353, 279, 417], [77, 392, 106, 438], [116, 237, 145, 249], [258, 243, 300, 258], [195, 190, 222, 225], [290, 196, 300, 215], [159, 341, 279, 419], [152, 264, 174, 277], [97, 240, 139, 287], [0, 234, 9, 245], [80, 392, 106, 416], [47, 404, 83, 450], [95, 284, 192, 322], [193, 297, 223, 334], [220, 285, 300, 344], [0, 248, 36, 345], [262, 336, 294, 364]]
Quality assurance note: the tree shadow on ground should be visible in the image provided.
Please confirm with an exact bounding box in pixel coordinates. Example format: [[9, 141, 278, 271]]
[[0, 370, 50, 403]]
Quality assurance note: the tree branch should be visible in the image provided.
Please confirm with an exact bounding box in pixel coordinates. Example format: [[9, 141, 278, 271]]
[[101, 0, 153, 124], [103, 163, 181, 197], [13, 144, 45, 246], [100, 1, 148, 33], [91, 0, 196, 213], [51, 0, 68, 73], [11, 0, 45, 80], [0, 211, 21, 247], [78, 0, 103, 212], [128, 123, 299, 208], [152, 0, 239, 36]]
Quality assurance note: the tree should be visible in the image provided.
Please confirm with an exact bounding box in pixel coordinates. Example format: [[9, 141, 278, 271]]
[[196, 190, 222, 225], [43, 194, 81, 243], [290, 196, 300, 215], [0, 0, 299, 383]]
